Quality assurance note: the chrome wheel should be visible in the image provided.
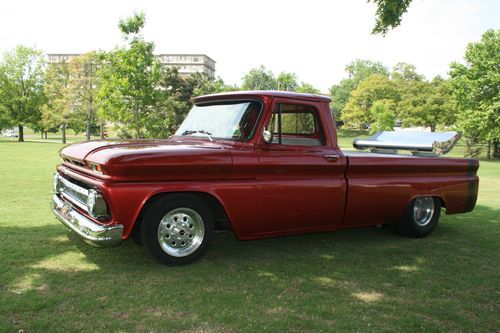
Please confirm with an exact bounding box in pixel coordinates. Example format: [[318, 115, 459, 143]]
[[157, 208, 205, 257], [413, 197, 435, 227]]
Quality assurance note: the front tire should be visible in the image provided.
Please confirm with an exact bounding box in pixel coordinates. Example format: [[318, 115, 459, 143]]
[[141, 194, 214, 265], [393, 196, 441, 238]]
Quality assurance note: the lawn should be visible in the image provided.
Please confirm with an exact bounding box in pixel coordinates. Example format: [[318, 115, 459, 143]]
[[0, 138, 499, 332]]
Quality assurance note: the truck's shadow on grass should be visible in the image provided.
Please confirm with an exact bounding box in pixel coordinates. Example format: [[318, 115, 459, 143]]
[[1, 204, 499, 331]]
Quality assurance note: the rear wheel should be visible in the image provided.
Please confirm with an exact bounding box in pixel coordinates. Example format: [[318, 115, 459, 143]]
[[141, 194, 214, 265], [393, 196, 441, 238]]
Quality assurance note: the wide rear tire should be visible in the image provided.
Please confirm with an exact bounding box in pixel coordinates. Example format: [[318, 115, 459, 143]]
[[393, 196, 441, 238], [141, 194, 214, 265]]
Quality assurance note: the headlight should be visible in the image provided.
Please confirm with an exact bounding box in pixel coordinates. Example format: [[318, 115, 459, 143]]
[[53, 174, 62, 193], [87, 189, 109, 219]]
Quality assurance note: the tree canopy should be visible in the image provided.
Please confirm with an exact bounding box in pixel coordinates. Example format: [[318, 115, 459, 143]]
[[341, 74, 398, 127], [97, 12, 163, 138], [149, 69, 234, 138], [450, 29, 500, 158], [0, 45, 46, 141], [241, 66, 277, 90], [0, 11, 495, 161], [329, 59, 389, 121], [41, 62, 71, 142], [369, 99, 396, 134], [397, 76, 455, 132], [241, 66, 321, 95], [67, 52, 101, 140], [369, 0, 414, 35], [276, 72, 298, 91]]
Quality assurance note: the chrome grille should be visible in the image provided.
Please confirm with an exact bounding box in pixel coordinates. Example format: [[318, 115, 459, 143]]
[[55, 174, 90, 212]]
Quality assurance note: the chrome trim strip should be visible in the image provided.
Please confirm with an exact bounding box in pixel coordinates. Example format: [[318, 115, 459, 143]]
[[61, 192, 88, 212], [52, 194, 122, 247], [58, 175, 89, 197], [55, 173, 90, 213]]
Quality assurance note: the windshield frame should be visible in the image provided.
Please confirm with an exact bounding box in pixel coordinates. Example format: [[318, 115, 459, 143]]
[[175, 98, 264, 142]]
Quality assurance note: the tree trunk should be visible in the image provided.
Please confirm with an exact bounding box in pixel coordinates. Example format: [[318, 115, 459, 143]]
[[135, 109, 140, 139], [62, 124, 67, 144], [464, 137, 482, 158], [430, 124, 436, 132], [100, 121, 105, 139], [41, 132, 43, 139], [18, 125, 24, 142], [86, 105, 93, 141], [44, 132, 48, 139], [493, 139, 500, 159], [487, 140, 491, 160]]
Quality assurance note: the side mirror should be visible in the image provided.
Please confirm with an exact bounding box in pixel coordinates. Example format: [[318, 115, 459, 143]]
[[262, 128, 272, 144]]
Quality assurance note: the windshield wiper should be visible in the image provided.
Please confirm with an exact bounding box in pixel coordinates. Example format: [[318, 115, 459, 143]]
[[181, 130, 214, 142]]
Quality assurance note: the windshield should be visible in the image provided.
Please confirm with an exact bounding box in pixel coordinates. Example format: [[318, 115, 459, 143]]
[[175, 101, 262, 141]]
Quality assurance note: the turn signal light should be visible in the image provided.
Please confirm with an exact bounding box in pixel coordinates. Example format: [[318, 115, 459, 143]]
[[89, 163, 104, 175]]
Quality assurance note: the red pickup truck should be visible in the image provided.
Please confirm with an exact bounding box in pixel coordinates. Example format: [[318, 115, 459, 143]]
[[52, 91, 479, 265]]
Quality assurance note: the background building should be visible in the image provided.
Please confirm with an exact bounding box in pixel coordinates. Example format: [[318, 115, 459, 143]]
[[47, 53, 216, 77]]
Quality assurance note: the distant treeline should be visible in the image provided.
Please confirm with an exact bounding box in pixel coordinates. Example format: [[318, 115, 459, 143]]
[[0, 13, 498, 158]]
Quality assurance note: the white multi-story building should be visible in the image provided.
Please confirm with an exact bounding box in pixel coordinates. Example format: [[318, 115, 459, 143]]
[[157, 54, 216, 77], [46, 53, 216, 77]]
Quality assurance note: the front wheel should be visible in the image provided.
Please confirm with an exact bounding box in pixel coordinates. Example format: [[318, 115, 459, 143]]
[[141, 194, 214, 265], [393, 196, 441, 238]]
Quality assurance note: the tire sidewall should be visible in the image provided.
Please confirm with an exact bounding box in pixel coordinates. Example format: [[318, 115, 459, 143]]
[[141, 194, 214, 265], [401, 197, 441, 238]]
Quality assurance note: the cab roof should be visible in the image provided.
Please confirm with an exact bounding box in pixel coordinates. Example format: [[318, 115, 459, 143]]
[[194, 90, 331, 104]]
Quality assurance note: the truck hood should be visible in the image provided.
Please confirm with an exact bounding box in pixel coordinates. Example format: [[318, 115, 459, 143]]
[[60, 139, 233, 182]]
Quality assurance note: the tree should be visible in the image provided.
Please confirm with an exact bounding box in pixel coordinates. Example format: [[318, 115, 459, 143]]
[[450, 29, 500, 158], [41, 62, 71, 143], [369, 0, 414, 35], [187, 72, 237, 97], [369, 99, 396, 134], [150, 69, 236, 138], [97, 12, 163, 138], [276, 72, 298, 91], [68, 52, 101, 140], [345, 59, 389, 81], [241, 66, 277, 90], [391, 63, 452, 132], [0, 106, 13, 131], [391, 62, 424, 82], [397, 76, 455, 132], [341, 74, 399, 128], [0, 45, 46, 142], [330, 60, 389, 121], [296, 82, 320, 94]]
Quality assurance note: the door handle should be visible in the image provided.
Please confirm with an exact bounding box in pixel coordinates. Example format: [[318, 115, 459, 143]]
[[324, 153, 340, 161]]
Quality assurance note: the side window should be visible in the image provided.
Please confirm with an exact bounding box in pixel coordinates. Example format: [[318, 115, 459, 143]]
[[268, 103, 325, 146]]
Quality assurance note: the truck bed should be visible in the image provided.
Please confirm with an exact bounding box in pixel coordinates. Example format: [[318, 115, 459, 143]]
[[341, 150, 479, 228]]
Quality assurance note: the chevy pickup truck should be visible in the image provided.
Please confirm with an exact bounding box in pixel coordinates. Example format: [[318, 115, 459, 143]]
[[52, 91, 479, 265]]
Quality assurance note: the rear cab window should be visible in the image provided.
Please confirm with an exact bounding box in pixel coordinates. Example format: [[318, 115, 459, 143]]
[[269, 103, 326, 146]]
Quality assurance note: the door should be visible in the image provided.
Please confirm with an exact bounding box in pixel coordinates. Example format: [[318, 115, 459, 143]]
[[255, 99, 347, 236]]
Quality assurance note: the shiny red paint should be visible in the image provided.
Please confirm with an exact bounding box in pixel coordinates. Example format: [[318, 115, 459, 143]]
[[56, 91, 479, 241]]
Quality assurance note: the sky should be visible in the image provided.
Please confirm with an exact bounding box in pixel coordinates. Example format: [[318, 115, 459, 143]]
[[0, 0, 498, 92]]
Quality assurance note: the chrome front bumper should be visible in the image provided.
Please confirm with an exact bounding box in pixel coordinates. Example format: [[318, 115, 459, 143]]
[[52, 194, 123, 247]]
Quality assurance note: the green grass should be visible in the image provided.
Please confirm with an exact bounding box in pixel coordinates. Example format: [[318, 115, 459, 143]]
[[0, 139, 499, 332]]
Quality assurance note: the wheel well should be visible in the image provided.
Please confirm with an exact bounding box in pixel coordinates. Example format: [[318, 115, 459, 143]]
[[434, 196, 446, 209], [132, 192, 232, 238], [409, 195, 446, 209]]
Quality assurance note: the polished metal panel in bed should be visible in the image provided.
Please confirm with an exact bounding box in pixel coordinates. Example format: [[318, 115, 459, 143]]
[[353, 131, 460, 155]]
